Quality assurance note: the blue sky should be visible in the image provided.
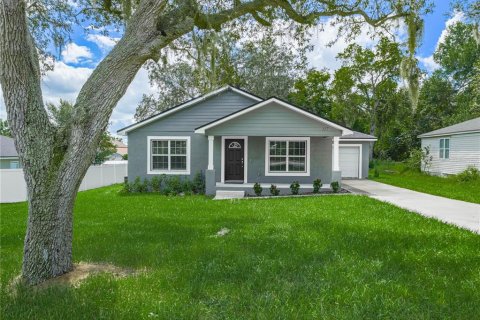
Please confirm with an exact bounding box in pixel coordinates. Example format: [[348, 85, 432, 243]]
[[0, 1, 464, 136]]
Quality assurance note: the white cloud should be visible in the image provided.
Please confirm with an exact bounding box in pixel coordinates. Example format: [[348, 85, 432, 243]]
[[306, 19, 379, 71], [61, 43, 93, 63], [87, 34, 120, 52], [436, 11, 464, 49], [0, 61, 155, 136], [417, 55, 440, 73]]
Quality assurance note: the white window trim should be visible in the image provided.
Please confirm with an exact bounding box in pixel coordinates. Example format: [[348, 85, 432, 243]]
[[265, 137, 310, 176], [221, 136, 248, 183], [337, 144, 362, 179], [147, 136, 191, 175], [439, 137, 450, 160]]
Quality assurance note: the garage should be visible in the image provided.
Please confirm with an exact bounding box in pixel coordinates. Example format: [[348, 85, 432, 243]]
[[339, 146, 360, 178]]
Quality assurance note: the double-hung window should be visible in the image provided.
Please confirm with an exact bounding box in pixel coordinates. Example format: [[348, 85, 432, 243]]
[[266, 137, 310, 176], [439, 138, 450, 159], [148, 136, 190, 174]]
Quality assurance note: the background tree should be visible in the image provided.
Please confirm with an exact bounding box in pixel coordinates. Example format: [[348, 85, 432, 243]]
[[0, 0, 428, 285], [0, 119, 11, 137], [135, 30, 308, 120], [332, 38, 403, 138], [288, 69, 332, 117]]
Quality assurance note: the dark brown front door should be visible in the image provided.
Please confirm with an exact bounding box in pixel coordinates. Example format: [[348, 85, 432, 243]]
[[225, 139, 244, 182]]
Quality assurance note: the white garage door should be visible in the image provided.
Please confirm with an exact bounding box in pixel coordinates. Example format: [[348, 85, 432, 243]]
[[339, 146, 360, 178]]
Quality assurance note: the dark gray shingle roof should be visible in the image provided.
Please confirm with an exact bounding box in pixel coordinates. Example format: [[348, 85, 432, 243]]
[[418, 117, 480, 138], [0, 135, 18, 157], [340, 131, 376, 140]]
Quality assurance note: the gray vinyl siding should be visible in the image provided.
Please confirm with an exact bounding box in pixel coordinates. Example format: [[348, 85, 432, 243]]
[[127, 90, 257, 181], [421, 132, 480, 175], [244, 136, 333, 184], [205, 102, 342, 136]]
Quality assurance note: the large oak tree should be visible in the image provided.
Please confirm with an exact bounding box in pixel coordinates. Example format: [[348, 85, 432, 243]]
[[0, 0, 428, 285]]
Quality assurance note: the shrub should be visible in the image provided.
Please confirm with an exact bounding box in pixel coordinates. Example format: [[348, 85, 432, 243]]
[[192, 171, 205, 194], [151, 176, 161, 192], [406, 146, 433, 172], [182, 180, 194, 194], [368, 160, 375, 169], [290, 181, 300, 195], [253, 182, 263, 196], [119, 180, 131, 194], [331, 181, 340, 193], [270, 184, 280, 196], [374, 167, 380, 178], [456, 166, 480, 182], [131, 177, 149, 193], [165, 176, 183, 194], [313, 178, 322, 193]]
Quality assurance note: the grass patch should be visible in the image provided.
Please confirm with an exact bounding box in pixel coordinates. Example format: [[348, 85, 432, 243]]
[[370, 161, 480, 204], [1, 185, 479, 319]]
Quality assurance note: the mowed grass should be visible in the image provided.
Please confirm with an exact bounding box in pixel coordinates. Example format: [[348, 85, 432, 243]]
[[370, 161, 480, 204], [1, 185, 479, 319]]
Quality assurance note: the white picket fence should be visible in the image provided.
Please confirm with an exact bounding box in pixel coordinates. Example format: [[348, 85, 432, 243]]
[[0, 162, 128, 203]]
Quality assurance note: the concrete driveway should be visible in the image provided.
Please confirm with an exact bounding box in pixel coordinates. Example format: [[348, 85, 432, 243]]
[[343, 180, 480, 234]]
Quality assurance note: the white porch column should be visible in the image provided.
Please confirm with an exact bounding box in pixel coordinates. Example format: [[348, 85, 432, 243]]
[[208, 136, 214, 170], [333, 136, 340, 171]]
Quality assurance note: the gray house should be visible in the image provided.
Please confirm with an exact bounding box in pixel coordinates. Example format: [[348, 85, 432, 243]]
[[0, 135, 21, 169], [418, 117, 480, 175], [118, 86, 376, 195]]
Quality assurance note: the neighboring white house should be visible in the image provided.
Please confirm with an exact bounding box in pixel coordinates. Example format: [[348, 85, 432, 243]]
[[109, 139, 128, 160], [0, 135, 21, 169], [418, 117, 480, 175]]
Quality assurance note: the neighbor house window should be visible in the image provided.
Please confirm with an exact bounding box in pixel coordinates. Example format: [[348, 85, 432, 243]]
[[9, 161, 19, 169], [265, 137, 310, 176], [148, 136, 190, 174], [439, 138, 450, 159]]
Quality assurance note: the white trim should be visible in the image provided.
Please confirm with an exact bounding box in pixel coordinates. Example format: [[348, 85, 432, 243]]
[[195, 98, 353, 135], [221, 136, 248, 183], [147, 136, 191, 175], [333, 137, 340, 171], [418, 130, 480, 138], [118, 86, 261, 135], [207, 136, 214, 170], [0, 156, 19, 160], [338, 144, 362, 179], [265, 137, 311, 177], [340, 138, 377, 142], [439, 137, 450, 160]]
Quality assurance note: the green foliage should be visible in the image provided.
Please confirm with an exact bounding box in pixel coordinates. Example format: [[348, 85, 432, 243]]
[[456, 166, 480, 182], [122, 154, 128, 160], [192, 171, 206, 195], [135, 32, 308, 120], [130, 177, 148, 193], [290, 181, 300, 195], [289, 70, 332, 117], [313, 179, 322, 193], [269, 184, 280, 196], [151, 176, 161, 192], [0, 119, 11, 137], [370, 161, 480, 204], [165, 176, 183, 195], [374, 167, 380, 178], [406, 146, 432, 172], [253, 182, 263, 196], [331, 181, 340, 193]]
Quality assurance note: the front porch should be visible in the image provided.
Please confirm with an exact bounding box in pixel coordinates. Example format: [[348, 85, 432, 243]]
[[203, 135, 343, 196]]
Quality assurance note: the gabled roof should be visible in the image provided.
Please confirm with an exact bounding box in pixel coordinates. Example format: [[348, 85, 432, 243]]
[[194, 97, 353, 135], [340, 131, 377, 141], [418, 117, 480, 138], [0, 135, 18, 158], [117, 86, 262, 135]]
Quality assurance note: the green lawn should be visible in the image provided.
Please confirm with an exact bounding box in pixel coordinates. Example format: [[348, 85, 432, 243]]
[[1, 185, 479, 319], [369, 161, 480, 204]]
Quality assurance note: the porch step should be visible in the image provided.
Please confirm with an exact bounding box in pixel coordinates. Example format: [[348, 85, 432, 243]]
[[214, 190, 245, 200]]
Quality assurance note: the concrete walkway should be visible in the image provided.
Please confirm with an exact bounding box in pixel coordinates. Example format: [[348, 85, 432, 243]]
[[343, 180, 480, 233]]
